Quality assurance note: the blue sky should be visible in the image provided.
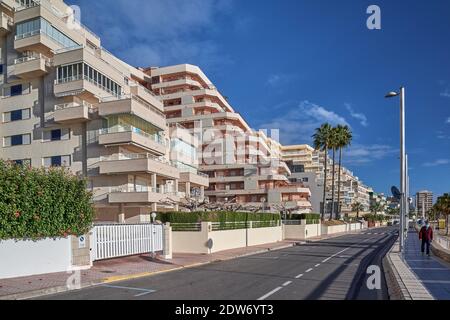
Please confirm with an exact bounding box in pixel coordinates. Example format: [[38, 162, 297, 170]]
[[68, 0, 450, 199]]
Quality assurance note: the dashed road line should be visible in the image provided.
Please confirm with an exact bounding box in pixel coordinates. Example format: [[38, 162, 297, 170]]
[[257, 287, 283, 301], [305, 268, 313, 273], [282, 281, 292, 287], [295, 274, 304, 279]]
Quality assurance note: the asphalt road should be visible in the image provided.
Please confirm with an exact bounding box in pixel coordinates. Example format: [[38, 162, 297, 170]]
[[38, 226, 398, 300]]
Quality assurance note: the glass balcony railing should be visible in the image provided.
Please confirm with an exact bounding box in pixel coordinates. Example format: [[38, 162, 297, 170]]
[[100, 153, 177, 168], [99, 126, 166, 146]]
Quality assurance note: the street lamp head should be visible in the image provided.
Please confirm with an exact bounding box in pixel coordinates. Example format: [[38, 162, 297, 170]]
[[385, 91, 399, 98]]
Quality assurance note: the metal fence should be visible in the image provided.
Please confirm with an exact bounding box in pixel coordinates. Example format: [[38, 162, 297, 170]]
[[170, 223, 202, 232], [92, 224, 163, 261], [172, 221, 281, 232]]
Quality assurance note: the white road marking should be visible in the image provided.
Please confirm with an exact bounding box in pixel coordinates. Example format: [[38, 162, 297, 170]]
[[315, 264, 321, 267], [283, 281, 292, 287], [295, 274, 304, 279], [257, 287, 283, 301], [101, 284, 156, 297], [322, 257, 331, 263], [305, 268, 313, 273]]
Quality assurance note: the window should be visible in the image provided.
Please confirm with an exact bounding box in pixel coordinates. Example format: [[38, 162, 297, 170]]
[[14, 159, 31, 166], [302, 177, 309, 182], [43, 128, 70, 142], [0, 64, 3, 75], [16, 18, 78, 48], [43, 155, 71, 167], [3, 109, 30, 123], [10, 85, 22, 97], [51, 129, 61, 141], [4, 134, 31, 147]]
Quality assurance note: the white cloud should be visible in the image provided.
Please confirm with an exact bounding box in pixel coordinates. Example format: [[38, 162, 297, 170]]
[[265, 74, 297, 87], [345, 103, 368, 127], [259, 100, 349, 145], [345, 145, 397, 165], [441, 88, 450, 98], [75, 0, 234, 70], [446, 117, 450, 124], [423, 159, 450, 167]]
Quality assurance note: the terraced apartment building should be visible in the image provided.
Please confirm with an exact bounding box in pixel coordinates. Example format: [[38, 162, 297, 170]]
[[0, 0, 208, 223], [281, 144, 373, 215], [145, 64, 312, 212]]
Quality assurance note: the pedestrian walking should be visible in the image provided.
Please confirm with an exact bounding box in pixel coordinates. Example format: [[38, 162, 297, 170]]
[[419, 220, 433, 256]]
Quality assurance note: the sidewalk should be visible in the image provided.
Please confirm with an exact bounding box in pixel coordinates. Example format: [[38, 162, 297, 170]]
[[0, 240, 297, 300], [386, 229, 450, 300], [403, 230, 450, 300]]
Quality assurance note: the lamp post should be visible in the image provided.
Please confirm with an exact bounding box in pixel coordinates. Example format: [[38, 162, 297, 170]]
[[386, 87, 407, 253]]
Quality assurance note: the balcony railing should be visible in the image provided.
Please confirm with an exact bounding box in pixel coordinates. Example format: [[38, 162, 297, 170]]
[[55, 74, 120, 97], [14, 53, 52, 66], [2, 12, 13, 26], [15, 0, 101, 41], [99, 126, 166, 146], [100, 94, 165, 118], [54, 100, 95, 111], [100, 153, 177, 168]]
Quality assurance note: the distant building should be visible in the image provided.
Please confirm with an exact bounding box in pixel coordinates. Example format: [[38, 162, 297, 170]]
[[416, 190, 433, 216]]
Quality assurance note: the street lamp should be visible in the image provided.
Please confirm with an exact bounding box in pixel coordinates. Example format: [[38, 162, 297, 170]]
[[385, 87, 407, 253]]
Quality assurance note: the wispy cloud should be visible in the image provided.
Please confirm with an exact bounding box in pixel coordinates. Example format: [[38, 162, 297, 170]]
[[423, 159, 450, 167], [73, 0, 234, 70], [446, 117, 450, 124], [345, 103, 368, 127], [441, 88, 450, 98], [259, 100, 349, 145], [265, 74, 298, 88], [345, 144, 397, 165]]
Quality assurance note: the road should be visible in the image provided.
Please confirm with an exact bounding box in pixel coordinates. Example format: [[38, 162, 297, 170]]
[[38, 226, 398, 300]]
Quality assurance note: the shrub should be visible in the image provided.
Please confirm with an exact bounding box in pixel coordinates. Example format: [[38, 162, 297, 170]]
[[0, 160, 95, 240], [288, 213, 321, 224], [156, 211, 280, 224], [322, 220, 346, 226]]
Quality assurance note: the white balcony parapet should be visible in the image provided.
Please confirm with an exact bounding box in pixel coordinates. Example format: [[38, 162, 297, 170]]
[[100, 153, 177, 168], [54, 100, 95, 111], [100, 94, 165, 118], [14, 53, 52, 66], [55, 74, 120, 97], [99, 126, 166, 146]]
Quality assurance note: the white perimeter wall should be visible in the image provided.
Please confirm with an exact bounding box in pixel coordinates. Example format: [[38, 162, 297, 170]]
[[283, 224, 322, 240], [0, 238, 72, 279]]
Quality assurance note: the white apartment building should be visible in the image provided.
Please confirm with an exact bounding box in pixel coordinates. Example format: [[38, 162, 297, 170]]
[[145, 64, 312, 212], [0, 0, 208, 223]]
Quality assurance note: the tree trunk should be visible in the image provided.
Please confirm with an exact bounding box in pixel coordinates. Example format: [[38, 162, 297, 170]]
[[330, 148, 336, 221], [322, 149, 328, 221], [336, 148, 343, 220]]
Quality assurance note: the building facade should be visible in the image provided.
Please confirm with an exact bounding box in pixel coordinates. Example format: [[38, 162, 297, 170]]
[[0, 0, 209, 223], [416, 190, 433, 217], [145, 64, 312, 212]]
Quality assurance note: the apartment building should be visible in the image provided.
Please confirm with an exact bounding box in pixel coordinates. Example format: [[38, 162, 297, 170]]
[[145, 64, 312, 213], [0, 0, 209, 223], [281, 144, 374, 216], [416, 190, 433, 216]]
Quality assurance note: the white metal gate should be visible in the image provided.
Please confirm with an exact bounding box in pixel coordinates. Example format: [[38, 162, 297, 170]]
[[92, 224, 164, 261]]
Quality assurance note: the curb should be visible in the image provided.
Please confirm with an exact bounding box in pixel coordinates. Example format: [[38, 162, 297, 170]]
[[0, 243, 297, 300], [431, 241, 450, 264]]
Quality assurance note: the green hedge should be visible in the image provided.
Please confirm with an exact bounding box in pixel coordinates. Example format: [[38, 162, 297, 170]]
[[364, 214, 388, 222], [156, 211, 281, 224], [288, 213, 321, 224], [0, 160, 95, 240]]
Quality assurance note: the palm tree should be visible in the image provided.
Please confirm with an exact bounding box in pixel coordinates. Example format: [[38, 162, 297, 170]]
[[334, 125, 353, 220], [352, 201, 364, 219], [329, 127, 339, 221], [370, 201, 385, 216], [312, 123, 333, 221], [434, 193, 450, 235]]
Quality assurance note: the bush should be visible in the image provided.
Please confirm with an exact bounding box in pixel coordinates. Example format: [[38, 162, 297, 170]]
[[156, 211, 280, 224], [288, 213, 320, 225], [364, 214, 387, 222], [0, 160, 95, 240], [322, 220, 346, 226]]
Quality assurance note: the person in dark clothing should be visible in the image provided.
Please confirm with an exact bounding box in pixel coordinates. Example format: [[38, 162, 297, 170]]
[[419, 220, 433, 256]]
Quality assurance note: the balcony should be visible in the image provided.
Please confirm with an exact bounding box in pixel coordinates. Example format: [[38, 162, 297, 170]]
[[54, 101, 94, 123], [99, 154, 179, 179], [107, 188, 180, 204], [0, 12, 13, 36], [54, 74, 118, 99], [99, 127, 166, 155], [153, 78, 204, 90], [99, 95, 166, 131], [12, 54, 51, 79]]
